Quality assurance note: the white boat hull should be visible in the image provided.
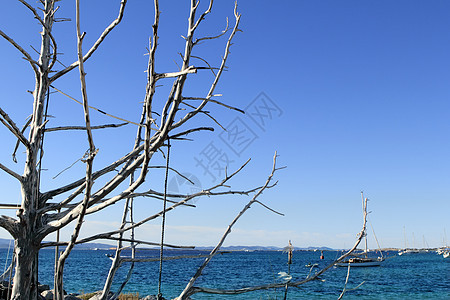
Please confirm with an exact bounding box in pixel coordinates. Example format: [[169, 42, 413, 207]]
[[335, 260, 382, 267], [335, 256, 384, 267]]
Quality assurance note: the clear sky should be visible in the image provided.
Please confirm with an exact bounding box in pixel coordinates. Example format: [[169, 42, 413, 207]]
[[0, 0, 449, 250]]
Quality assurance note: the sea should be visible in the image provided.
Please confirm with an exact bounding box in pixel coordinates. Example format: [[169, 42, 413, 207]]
[[0, 249, 449, 299]]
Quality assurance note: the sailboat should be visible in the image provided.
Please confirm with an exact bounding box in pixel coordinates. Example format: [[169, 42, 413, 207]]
[[436, 229, 449, 258], [335, 193, 384, 267], [398, 227, 419, 255]]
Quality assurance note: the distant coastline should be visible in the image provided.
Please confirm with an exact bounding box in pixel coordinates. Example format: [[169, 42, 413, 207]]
[[0, 238, 441, 252]]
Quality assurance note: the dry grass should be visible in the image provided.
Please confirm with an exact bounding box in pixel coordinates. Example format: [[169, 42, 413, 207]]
[[78, 292, 140, 300], [118, 293, 140, 300]]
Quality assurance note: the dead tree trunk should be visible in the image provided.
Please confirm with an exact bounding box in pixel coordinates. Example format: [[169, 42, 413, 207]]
[[0, 1, 275, 300], [9, 0, 55, 298], [11, 234, 40, 300]]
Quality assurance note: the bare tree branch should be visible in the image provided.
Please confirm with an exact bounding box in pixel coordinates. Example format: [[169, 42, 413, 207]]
[[156, 65, 197, 79], [0, 215, 18, 238], [194, 17, 229, 45], [191, 0, 214, 32], [180, 197, 370, 298], [55, 1, 98, 297], [183, 96, 245, 114], [169, 126, 214, 140], [41, 0, 161, 235], [50, 85, 145, 127], [50, 0, 128, 82], [0, 107, 31, 149], [17, 0, 58, 70], [45, 122, 128, 132], [0, 29, 40, 74], [121, 253, 216, 263], [172, 1, 241, 130], [337, 263, 365, 300], [0, 162, 23, 182], [191, 55, 217, 76], [41, 143, 145, 202], [12, 117, 32, 163], [178, 152, 280, 299], [45, 158, 255, 248]]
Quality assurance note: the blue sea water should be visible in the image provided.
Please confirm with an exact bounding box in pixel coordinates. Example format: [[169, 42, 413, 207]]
[[0, 249, 448, 299]]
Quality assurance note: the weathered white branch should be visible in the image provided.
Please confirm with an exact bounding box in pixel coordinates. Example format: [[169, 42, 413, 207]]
[[181, 197, 370, 298], [0, 107, 31, 149], [337, 263, 366, 300], [45, 122, 128, 132], [169, 126, 214, 140], [0, 215, 18, 238], [0, 29, 40, 74], [191, 0, 214, 32], [194, 17, 229, 45], [17, 0, 58, 70], [183, 96, 245, 113], [50, 85, 144, 127], [172, 1, 241, 130], [156, 65, 197, 79], [50, 0, 128, 82], [47, 159, 255, 247], [41, 143, 145, 202], [102, 237, 194, 249], [178, 152, 279, 299], [12, 117, 32, 163], [54, 1, 98, 298], [0, 163, 23, 182], [121, 253, 218, 263]]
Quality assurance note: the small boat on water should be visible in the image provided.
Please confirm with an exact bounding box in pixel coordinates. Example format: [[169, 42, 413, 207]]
[[335, 192, 384, 268], [398, 248, 420, 256], [438, 247, 450, 258], [335, 253, 384, 267]]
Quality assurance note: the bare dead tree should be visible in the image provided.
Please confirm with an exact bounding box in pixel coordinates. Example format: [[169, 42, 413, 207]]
[[0, 0, 256, 299], [0, 1, 365, 299]]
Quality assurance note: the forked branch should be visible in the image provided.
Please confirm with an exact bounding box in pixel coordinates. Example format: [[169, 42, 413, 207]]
[[172, 1, 241, 130], [0, 107, 31, 149], [177, 152, 281, 299], [181, 196, 369, 298], [50, 0, 128, 82], [0, 163, 23, 182]]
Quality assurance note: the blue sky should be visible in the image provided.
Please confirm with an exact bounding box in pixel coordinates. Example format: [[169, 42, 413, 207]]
[[0, 0, 449, 249]]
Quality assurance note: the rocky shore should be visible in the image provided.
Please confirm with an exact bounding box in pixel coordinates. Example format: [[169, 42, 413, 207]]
[[0, 281, 165, 300]]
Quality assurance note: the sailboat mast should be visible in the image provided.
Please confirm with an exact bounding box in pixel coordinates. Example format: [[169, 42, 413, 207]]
[[362, 192, 368, 256], [403, 226, 407, 249]]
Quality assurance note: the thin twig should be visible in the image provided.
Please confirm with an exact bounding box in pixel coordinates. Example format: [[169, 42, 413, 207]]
[[50, 85, 144, 127], [0, 107, 31, 149], [0, 29, 40, 74], [178, 152, 280, 299], [50, 0, 128, 82], [183, 197, 370, 298], [45, 122, 128, 132], [0, 163, 23, 182]]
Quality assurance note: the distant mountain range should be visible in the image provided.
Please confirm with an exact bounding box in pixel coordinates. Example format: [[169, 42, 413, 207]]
[[0, 238, 335, 251], [195, 245, 335, 251], [0, 238, 114, 250]]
